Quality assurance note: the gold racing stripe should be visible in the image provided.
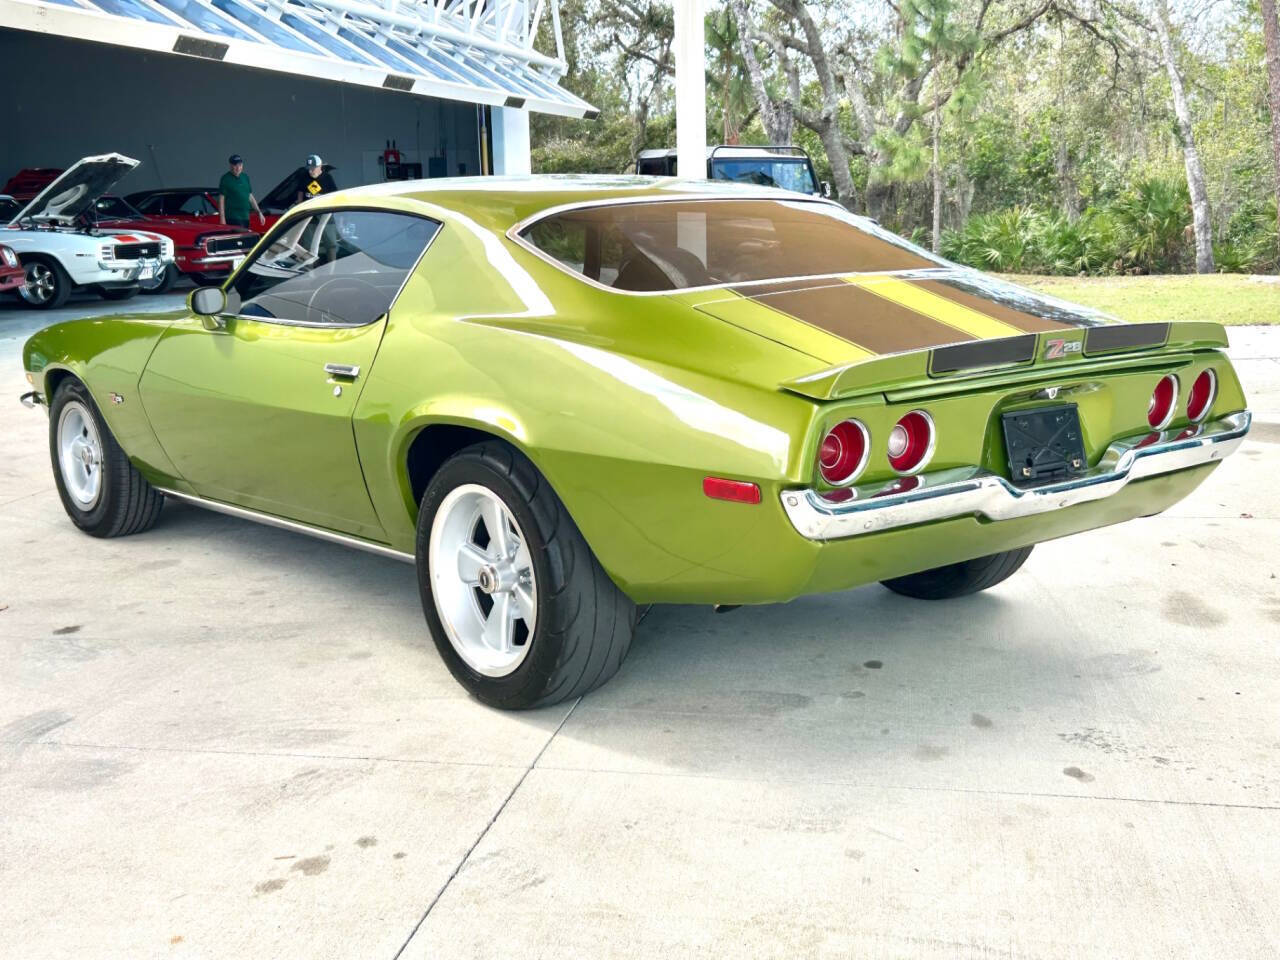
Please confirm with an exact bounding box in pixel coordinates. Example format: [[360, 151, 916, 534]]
[[725, 283, 878, 363], [845, 276, 1024, 342]]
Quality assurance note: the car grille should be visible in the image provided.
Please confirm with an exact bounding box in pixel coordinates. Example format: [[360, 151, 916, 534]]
[[114, 242, 161, 260], [204, 234, 256, 255]]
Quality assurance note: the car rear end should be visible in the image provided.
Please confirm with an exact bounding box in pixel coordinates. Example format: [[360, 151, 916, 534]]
[[509, 190, 1250, 604], [771, 323, 1247, 588]]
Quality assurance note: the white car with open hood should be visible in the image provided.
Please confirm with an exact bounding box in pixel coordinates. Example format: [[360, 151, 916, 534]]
[[4, 153, 175, 309]]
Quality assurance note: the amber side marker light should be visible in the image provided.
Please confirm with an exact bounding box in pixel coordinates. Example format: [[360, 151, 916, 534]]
[[1186, 369, 1217, 423], [703, 477, 762, 504]]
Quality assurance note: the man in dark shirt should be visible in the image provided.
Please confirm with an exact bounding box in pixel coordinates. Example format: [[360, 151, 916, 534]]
[[296, 155, 337, 205], [218, 154, 262, 228]]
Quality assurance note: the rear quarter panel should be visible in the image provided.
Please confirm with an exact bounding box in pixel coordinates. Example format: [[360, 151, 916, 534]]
[[351, 207, 829, 595]]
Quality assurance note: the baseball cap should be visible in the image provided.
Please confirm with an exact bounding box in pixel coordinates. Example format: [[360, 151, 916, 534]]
[[228, 154, 243, 164], [306, 154, 323, 167]]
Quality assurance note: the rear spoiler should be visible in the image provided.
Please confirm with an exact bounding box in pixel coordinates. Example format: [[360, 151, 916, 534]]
[[780, 321, 1229, 402]]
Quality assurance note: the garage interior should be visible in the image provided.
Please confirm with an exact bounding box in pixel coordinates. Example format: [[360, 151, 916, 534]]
[[0, 0, 593, 197], [0, 30, 485, 195]]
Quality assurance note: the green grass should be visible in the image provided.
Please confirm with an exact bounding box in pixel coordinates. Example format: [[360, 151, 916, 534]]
[[1009, 274, 1280, 326]]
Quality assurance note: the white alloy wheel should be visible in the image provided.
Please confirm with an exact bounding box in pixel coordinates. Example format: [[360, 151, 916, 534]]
[[57, 400, 104, 509], [428, 483, 538, 678]]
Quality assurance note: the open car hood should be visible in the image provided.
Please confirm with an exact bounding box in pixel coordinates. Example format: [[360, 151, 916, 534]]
[[9, 153, 139, 225], [683, 269, 1226, 400]]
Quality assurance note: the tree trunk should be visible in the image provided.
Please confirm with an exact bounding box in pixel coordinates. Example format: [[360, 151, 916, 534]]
[[931, 95, 942, 252], [1262, 0, 1280, 232], [814, 117, 858, 208], [1153, 0, 1214, 274], [731, 0, 793, 144]]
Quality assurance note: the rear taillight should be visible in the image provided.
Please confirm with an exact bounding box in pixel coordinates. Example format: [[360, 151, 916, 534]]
[[818, 419, 869, 485], [1186, 369, 1216, 423], [1147, 375, 1178, 429], [887, 410, 934, 475]]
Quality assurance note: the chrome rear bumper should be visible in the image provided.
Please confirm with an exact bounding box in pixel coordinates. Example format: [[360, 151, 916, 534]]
[[781, 411, 1251, 542]]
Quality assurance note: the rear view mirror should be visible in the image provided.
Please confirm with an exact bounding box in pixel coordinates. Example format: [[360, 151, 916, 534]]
[[189, 286, 228, 330]]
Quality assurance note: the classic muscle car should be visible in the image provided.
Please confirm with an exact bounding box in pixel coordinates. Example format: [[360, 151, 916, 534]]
[[124, 187, 281, 234], [19, 177, 1251, 708], [6, 154, 174, 308], [89, 196, 258, 289], [123, 163, 336, 233]]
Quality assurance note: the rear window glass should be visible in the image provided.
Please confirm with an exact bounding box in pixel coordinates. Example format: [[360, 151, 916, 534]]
[[518, 199, 943, 292]]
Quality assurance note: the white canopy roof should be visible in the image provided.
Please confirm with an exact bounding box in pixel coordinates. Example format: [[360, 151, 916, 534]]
[[2, 0, 596, 118]]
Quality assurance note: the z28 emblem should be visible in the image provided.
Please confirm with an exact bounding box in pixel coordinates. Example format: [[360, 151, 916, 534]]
[[1044, 338, 1083, 360]]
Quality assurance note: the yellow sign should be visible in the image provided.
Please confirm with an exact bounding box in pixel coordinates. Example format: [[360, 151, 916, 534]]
[[306, 180, 322, 196]]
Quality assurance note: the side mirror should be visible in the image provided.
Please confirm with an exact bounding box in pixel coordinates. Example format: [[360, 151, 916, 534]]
[[189, 286, 227, 330], [820, 181, 833, 198]]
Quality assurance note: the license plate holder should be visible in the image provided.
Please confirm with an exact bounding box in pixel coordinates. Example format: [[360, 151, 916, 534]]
[[1001, 403, 1088, 487]]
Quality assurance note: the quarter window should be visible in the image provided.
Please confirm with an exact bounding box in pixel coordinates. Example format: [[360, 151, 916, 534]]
[[226, 210, 439, 326]]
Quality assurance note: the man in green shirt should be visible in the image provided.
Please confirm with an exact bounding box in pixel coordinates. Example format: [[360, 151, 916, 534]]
[[218, 154, 263, 228]]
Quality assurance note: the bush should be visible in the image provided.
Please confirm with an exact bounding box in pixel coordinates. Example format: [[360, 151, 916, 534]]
[[938, 178, 1212, 276]]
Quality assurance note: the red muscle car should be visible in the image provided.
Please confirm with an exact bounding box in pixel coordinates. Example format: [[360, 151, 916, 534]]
[[89, 196, 258, 288], [125, 164, 335, 234]]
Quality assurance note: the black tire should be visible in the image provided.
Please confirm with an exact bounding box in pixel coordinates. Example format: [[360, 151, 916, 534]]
[[142, 264, 178, 294], [18, 256, 72, 309], [48, 379, 164, 538], [880, 546, 1034, 600], [99, 286, 140, 302], [416, 441, 635, 709]]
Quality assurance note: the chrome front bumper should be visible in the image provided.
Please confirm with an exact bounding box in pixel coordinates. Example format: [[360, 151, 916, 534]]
[[781, 411, 1251, 542]]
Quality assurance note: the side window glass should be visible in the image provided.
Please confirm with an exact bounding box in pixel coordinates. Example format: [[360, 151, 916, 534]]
[[226, 210, 439, 326], [179, 194, 209, 216]]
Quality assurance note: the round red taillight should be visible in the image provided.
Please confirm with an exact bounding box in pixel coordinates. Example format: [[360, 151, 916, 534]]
[[1186, 369, 1216, 423], [887, 410, 934, 475], [1147, 375, 1178, 429], [818, 419, 870, 485]]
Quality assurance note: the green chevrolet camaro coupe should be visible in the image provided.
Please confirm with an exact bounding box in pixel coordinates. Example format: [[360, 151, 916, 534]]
[[20, 176, 1251, 708]]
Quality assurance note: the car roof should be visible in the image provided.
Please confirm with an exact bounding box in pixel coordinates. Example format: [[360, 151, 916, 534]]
[[323, 174, 835, 234], [637, 147, 812, 160]]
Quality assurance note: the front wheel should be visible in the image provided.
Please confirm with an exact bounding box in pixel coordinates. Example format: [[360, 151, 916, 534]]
[[417, 441, 635, 709], [880, 546, 1034, 600], [19, 257, 71, 309], [48, 379, 164, 537], [142, 264, 178, 294]]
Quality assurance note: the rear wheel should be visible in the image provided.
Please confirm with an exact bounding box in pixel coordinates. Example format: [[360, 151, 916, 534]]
[[19, 257, 71, 309], [417, 441, 635, 709], [48, 379, 163, 537], [880, 546, 1034, 600]]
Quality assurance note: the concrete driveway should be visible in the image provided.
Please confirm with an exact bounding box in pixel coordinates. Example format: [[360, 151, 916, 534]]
[[2, 296, 1278, 959]]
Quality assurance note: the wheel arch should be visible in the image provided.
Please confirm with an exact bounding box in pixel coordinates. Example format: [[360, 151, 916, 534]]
[[16, 249, 74, 275], [40, 364, 82, 403], [400, 417, 555, 524]]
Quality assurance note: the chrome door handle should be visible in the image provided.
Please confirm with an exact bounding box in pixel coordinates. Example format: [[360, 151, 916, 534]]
[[324, 363, 360, 379]]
